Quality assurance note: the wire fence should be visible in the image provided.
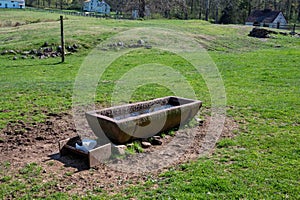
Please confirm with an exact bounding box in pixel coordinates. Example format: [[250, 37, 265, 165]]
[[268, 23, 300, 31], [25, 7, 133, 19], [7, 7, 300, 31]]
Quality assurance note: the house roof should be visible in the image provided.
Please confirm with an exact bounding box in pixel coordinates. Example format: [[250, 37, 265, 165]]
[[84, 0, 109, 4], [246, 9, 283, 23]]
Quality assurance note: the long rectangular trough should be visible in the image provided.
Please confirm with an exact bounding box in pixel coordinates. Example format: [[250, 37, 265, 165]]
[[86, 96, 202, 144]]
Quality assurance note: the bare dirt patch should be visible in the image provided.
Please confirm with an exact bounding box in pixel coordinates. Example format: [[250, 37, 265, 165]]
[[0, 111, 238, 195]]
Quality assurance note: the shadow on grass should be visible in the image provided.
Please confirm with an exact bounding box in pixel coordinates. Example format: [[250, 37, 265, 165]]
[[2, 61, 65, 68]]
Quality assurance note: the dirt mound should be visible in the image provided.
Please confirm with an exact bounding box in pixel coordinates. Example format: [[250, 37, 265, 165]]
[[0, 112, 239, 195], [248, 28, 277, 38]]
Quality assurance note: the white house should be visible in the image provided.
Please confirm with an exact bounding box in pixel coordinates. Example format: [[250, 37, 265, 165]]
[[0, 0, 25, 8], [83, 0, 110, 14], [245, 9, 288, 29]]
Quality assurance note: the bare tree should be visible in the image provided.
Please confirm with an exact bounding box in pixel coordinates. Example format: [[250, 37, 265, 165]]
[[205, 0, 210, 20], [214, 0, 220, 23], [298, 0, 300, 20], [139, 0, 146, 18]]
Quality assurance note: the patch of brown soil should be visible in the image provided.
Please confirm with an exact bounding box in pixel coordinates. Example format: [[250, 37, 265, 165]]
[[0, 113, 77, 153], [0, 112, 239, 195]]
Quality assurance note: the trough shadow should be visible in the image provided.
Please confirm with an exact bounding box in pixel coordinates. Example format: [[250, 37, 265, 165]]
[[47, 153, 89, 172]]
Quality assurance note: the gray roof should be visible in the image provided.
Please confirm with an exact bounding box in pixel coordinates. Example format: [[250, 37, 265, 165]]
[[246, 9, 283, 23]]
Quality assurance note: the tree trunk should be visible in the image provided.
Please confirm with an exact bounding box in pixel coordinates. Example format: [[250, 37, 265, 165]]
[[264, 0, 270, 9], [298, 0, 300, 21], [248, 0, 251, 15], [205, 0, 209, 21], [273, 0, 277, 10], [139, 0, 146, 18], [198, 0, 202, 19], [191, 0, 194, 15], [215, 2, 218, 23], [286, 0, 291, 20]]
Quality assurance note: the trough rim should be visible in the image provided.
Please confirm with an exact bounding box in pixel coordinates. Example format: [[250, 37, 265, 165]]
[[85, 96, 202, 124]]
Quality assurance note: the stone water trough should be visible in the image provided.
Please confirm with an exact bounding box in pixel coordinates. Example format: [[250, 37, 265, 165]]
[[59, 96, 201, 167], [86, 96, 202, 144]]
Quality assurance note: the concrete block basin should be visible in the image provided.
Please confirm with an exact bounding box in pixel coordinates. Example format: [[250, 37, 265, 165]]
[[86, 96, 202, 144]]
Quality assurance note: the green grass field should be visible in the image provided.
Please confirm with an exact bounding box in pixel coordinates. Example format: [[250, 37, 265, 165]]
[[0, 9, 299, 199]]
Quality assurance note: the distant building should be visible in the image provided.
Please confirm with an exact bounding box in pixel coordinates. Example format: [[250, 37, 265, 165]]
[[0, 0, 25, 8], [83, 0, 110, 14], [245, 9, 288, 29]]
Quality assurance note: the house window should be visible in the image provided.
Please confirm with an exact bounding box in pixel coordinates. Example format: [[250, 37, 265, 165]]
[[13, 4, 15, 7], [0, 3, 2, 6]]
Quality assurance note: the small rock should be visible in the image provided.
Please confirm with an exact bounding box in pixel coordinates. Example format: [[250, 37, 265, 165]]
[[112, 144, 126, 155], [73, 44, 79, 49], [153, 136, 161, 140], [66, 45, 72, 51], [195, 118, 204, 126], [128, 44, 138, 48], [41, 42, 49, 47], [13, 56, 18, 60], [274, 45, 281, 48], [36, 51, 43, 56], [127, 143, 134, 148], [21, 51, 30, 55], [21, 55, 27, 59], [137, 39, 145, 45], [145, 45, 152, 49], [151, 138, 162, 145], [50, 53, 57, 58], [1, 50, 8, 55], [141, 141, 152, 148], [8, 50, 17, 55], [39, 55, 46, 59], [57, 46, 63, 53], [117, 41, 124, 47], [29, 49, 37, 55], [43, 47, 53, 53], [31, 56, 35, 59]]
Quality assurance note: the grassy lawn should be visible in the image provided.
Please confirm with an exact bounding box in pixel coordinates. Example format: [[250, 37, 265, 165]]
[[0, 9, 299, 199]]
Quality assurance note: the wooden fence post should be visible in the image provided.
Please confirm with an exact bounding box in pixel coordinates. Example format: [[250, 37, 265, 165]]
[[60, 15, 65, 63]]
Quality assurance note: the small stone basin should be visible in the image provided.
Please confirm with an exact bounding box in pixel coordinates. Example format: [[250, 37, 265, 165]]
[[86, 96, 202, 144]]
